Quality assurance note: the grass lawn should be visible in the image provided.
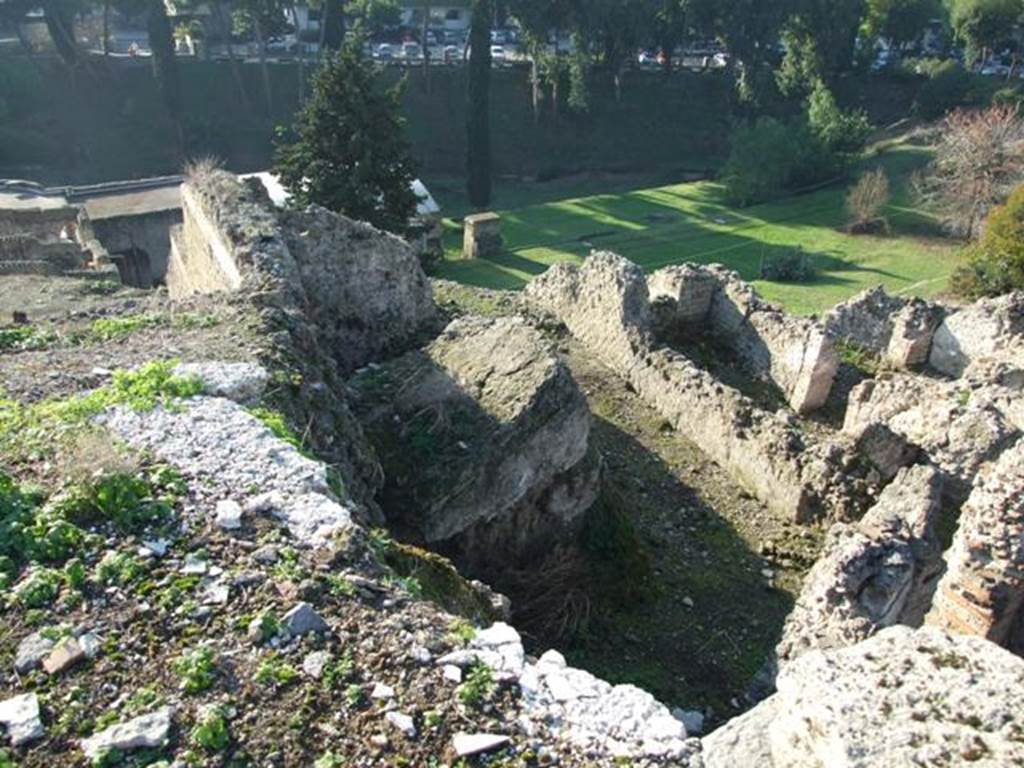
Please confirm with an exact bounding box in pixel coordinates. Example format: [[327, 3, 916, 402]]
[[433, 144, 965, 316]]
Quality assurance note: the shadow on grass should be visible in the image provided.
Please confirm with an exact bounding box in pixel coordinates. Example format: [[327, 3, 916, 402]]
[[555, 415, 795, 714]]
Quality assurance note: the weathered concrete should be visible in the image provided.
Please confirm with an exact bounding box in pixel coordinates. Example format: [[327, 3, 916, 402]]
[[527, 252, 868, 523], [705, 626, 1024, 768], [280, 205, 437, 373], [929, 292, 1024, 377], [463, 212, 503, 260], [826, 286, 945, 369], [844, 369, 1022, 498], [927, 440, 1024, 652], [705, 267, 839, 414], [352, 316, 599, 564]]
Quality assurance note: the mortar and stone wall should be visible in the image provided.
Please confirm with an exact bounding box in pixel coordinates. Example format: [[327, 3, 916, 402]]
[[527, 252, 869, 523], [649, 263, 840, 414]]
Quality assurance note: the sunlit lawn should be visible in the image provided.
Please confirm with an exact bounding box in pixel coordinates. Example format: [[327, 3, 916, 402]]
[[433, 145, 964, 316]]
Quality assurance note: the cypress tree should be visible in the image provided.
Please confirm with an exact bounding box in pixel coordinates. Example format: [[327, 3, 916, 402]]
[[274, 34, 419, 235], [466, 0, 492, 209], [147, 0, 183, 147]]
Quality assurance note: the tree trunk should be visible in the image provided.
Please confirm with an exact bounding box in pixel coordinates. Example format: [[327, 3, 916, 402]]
[[466, 0, 492, 209], [214, 0, 252, 113], [42, 0, 79, 67], [530, 53, 541, 123], [146, 0, 184, 156], [103, 0, 111, 55], [254, 16, 274, 115], [322, 0, 345, 55], [421, 1, 431, 93], [290, 5, 305, 104]]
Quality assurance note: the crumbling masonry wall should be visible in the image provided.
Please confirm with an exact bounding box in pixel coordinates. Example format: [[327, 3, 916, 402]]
[[649, 264, 839, 414], [527, 253, 868, 523]]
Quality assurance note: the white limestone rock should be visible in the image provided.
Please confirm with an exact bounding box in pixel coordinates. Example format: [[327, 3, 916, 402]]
[[14, 631, 54, 674], [174, 361, 269, 403], [80, 706, 173, 761], [453, 732, 511, 757], [0, 693, 44, 746]]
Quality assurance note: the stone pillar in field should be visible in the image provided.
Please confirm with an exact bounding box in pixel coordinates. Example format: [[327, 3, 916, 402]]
[[463, 212, 503, 260]]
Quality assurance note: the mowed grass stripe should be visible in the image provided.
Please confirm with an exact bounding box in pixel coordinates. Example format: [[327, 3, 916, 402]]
[[437, 145, 963, 314]]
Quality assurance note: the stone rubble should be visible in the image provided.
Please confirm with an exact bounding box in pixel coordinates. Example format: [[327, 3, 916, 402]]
[[98, 392, 357, 547], [775, 465, 946, 667], [825, 286, 946, 369], [80, 706, 174, 762], [14, 632, 55, 675], [929, 291, 1024, 377], [174, 361, 269, 403], [442, 622, 699, 761]]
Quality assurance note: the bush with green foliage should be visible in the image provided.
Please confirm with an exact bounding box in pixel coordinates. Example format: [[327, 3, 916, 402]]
[[457, 661, 495, 707], [722, 117, 840, 206], [914, 60, 971, 119], [760, 247, 818, 282], [807, 82, 872, 154], [992, 86, 1024, 112], [952, 183, 1024, 298]]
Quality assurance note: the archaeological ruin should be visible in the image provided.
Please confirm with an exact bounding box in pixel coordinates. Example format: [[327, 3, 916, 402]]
[[1, 168, 1022, 767]]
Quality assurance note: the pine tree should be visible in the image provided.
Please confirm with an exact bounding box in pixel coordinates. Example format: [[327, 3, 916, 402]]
[[467, 0, 493, 209], [274, 34, 419, 235]]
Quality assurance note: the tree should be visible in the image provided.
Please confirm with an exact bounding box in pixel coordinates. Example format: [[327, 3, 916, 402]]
[[711, 0, 796, 103], [777, 0, 867, 93], [846, 168, 891, 232], [467, 0, 492, 208], [273, 33, 419, 234], [916, 104, 1024, 238], [348, 0, 401, 35], [948, 0, 1022, 64], [42, 0, 83, 66], [806, 80, 872, 152], [321, 0, 346, 50], [508, 0, 572, 119], [234, 0, 291, 113], [864, 0, 942, 46], [147, 0, 184, 149], [952, 183, 1024, 296]]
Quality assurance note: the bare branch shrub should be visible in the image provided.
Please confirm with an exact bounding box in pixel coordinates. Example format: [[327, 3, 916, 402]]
[[915, 105, 1024, 239], [846, 168, 891, 233], [183, 156, 224, 183]]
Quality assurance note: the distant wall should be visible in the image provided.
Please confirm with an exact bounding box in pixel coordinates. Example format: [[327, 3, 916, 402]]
[[0, 57, 733, 185]]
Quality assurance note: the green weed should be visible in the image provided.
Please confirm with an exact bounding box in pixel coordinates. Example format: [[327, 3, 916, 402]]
[[190, 706, 231, 753], [0, 325, 55, 351], [173, 647, 218, 694], [457, 662, 495, 708], [254, 655, 299, 687]]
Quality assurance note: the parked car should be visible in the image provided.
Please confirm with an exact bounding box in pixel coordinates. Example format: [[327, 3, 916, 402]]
[[443, 44, 461, 64], [638, 50, 656, 66], [490, 44, 505, 63], [402, 42, 423, 61], [376, 43, 394, 61]]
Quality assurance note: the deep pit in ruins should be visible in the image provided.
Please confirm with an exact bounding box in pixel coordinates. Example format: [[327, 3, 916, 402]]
[[3, 169, 1024, 764]]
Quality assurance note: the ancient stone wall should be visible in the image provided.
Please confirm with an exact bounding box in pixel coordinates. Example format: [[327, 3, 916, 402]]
[[649, 264, 839, 414], [929, 292, 1024, 377], [351, 316, 599, 568], [774, 465, 945, 668], [825, 286, 945, 369], [844, 366, 1022, 500], [527, 252, 868, 523], [926, 440, 1024, 651]]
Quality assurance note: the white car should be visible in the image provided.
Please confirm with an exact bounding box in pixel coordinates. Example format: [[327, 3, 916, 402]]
[[490, 45, 505, 62], [376, 43, 394, 61]]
